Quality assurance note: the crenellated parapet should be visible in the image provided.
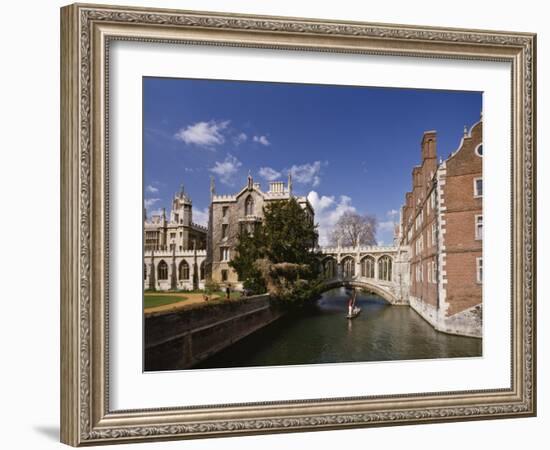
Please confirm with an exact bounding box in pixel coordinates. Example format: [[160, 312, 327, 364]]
[[317, 245, 398, 255], [144, 248, 207, 258], [190, 222, 208, 232], [212, 194, 237, 202], [144, 248, 208, 292]]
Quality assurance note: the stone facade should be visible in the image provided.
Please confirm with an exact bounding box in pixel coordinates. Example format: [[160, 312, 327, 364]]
[[207, 174, 314, 288], [144, 248, 207, 291], [144, 185, 207, 252], [399, 118, 483, 338], [143, 185, 208, 291]]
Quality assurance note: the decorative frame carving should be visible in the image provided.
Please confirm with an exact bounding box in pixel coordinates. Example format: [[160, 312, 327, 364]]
[[60, 3, 536, 446]]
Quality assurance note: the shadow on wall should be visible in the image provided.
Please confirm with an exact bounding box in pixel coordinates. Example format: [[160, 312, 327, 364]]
[[33, 425, 59, 442]]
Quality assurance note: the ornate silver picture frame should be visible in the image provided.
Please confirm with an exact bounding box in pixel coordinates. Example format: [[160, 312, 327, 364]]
[[60, 3, 536, 446]]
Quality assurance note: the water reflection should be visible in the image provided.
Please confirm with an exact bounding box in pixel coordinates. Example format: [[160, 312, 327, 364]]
[[197, 287, 482, 370]]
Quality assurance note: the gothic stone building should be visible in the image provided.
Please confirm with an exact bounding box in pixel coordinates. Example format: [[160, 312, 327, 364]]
[[143, 186, 208, 291], [208, 174, 314, 287], [399, 118, 483, 337], [144, 186, 207, 252]]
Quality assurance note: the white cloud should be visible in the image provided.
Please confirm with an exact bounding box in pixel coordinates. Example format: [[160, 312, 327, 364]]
[[290, 161, 322, 187], [145, 185, 159, 193], [307, 191, 335, 212], [258, 166, 282, 181], [192, 207, 209, 227], [377, 213, 399, 245], [377, 209, 400, 238], [174, 120, 229, 147], [233, 132, 248, 145], [209, 154, 242, 185], [144, 198, 160, 208], [307, 191, 356, 246], [253, 135, 270, 146], [387, 209, 399, 218], [378, 220, 396, 231]]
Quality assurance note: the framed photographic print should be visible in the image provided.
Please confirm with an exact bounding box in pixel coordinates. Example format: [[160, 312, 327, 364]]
[[60, 3, 536, 446]]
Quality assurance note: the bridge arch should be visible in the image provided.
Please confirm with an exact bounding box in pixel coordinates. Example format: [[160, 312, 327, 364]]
[[315, 244, 402, 305], [319, 279, 398, 304]]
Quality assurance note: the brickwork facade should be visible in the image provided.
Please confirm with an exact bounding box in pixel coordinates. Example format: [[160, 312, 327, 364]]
[[399, 119, 483, 337], [442, 121, 483, 318]]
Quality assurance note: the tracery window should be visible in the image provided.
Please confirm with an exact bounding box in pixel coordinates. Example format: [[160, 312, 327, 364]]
[[178, 260, 190, 280], [342, 257, 355, 278], [157, 260, 168, 280], [361, 256, 375, 278], [323, 258, 336, 279], [245, 195, 254, 216], [378, 255, 392, 281]]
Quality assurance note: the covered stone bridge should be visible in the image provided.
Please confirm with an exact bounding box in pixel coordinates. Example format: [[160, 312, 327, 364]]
[[316, 245, 410, 305]]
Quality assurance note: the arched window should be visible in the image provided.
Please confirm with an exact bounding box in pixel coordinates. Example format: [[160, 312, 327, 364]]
[[157, 260, 168, 280], [245, 195, 254, 216], [323, 258, 336, 279], [342, 256, 355, 279], [199, 261, 205, 280], [361, 256, 375, 278], [378, 255, 392, 281], [178, 260, 190, 280], [144, 264, 147, 280]]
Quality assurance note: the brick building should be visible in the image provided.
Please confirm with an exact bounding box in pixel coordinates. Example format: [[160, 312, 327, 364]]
[[207, 174, 314, 287], [399, 118, 483, 338]]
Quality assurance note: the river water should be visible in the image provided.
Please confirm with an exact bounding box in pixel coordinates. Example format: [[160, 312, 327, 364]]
[[197, 287, 482, 369]]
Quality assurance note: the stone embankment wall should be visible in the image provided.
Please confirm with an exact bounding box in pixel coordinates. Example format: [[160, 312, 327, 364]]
[[409, 295, 482, 338], [145, 294, 282, 370]]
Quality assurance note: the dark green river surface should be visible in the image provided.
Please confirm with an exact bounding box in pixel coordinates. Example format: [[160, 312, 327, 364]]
[[197, 287, 482, 370]]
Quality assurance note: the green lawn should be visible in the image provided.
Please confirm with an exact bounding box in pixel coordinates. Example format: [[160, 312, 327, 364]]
[[143, 295, 187, 309]]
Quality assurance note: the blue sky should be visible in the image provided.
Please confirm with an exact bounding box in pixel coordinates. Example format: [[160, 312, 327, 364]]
[[143, 77, 482, 246]]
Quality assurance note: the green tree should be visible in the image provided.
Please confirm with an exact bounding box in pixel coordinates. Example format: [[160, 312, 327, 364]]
[[262, 199, 318, 270], [229, 226, 266, 293], [229, 198, 319, 294]]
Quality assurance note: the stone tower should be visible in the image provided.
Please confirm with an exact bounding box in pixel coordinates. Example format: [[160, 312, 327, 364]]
[[170, 184, 192, 227]]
